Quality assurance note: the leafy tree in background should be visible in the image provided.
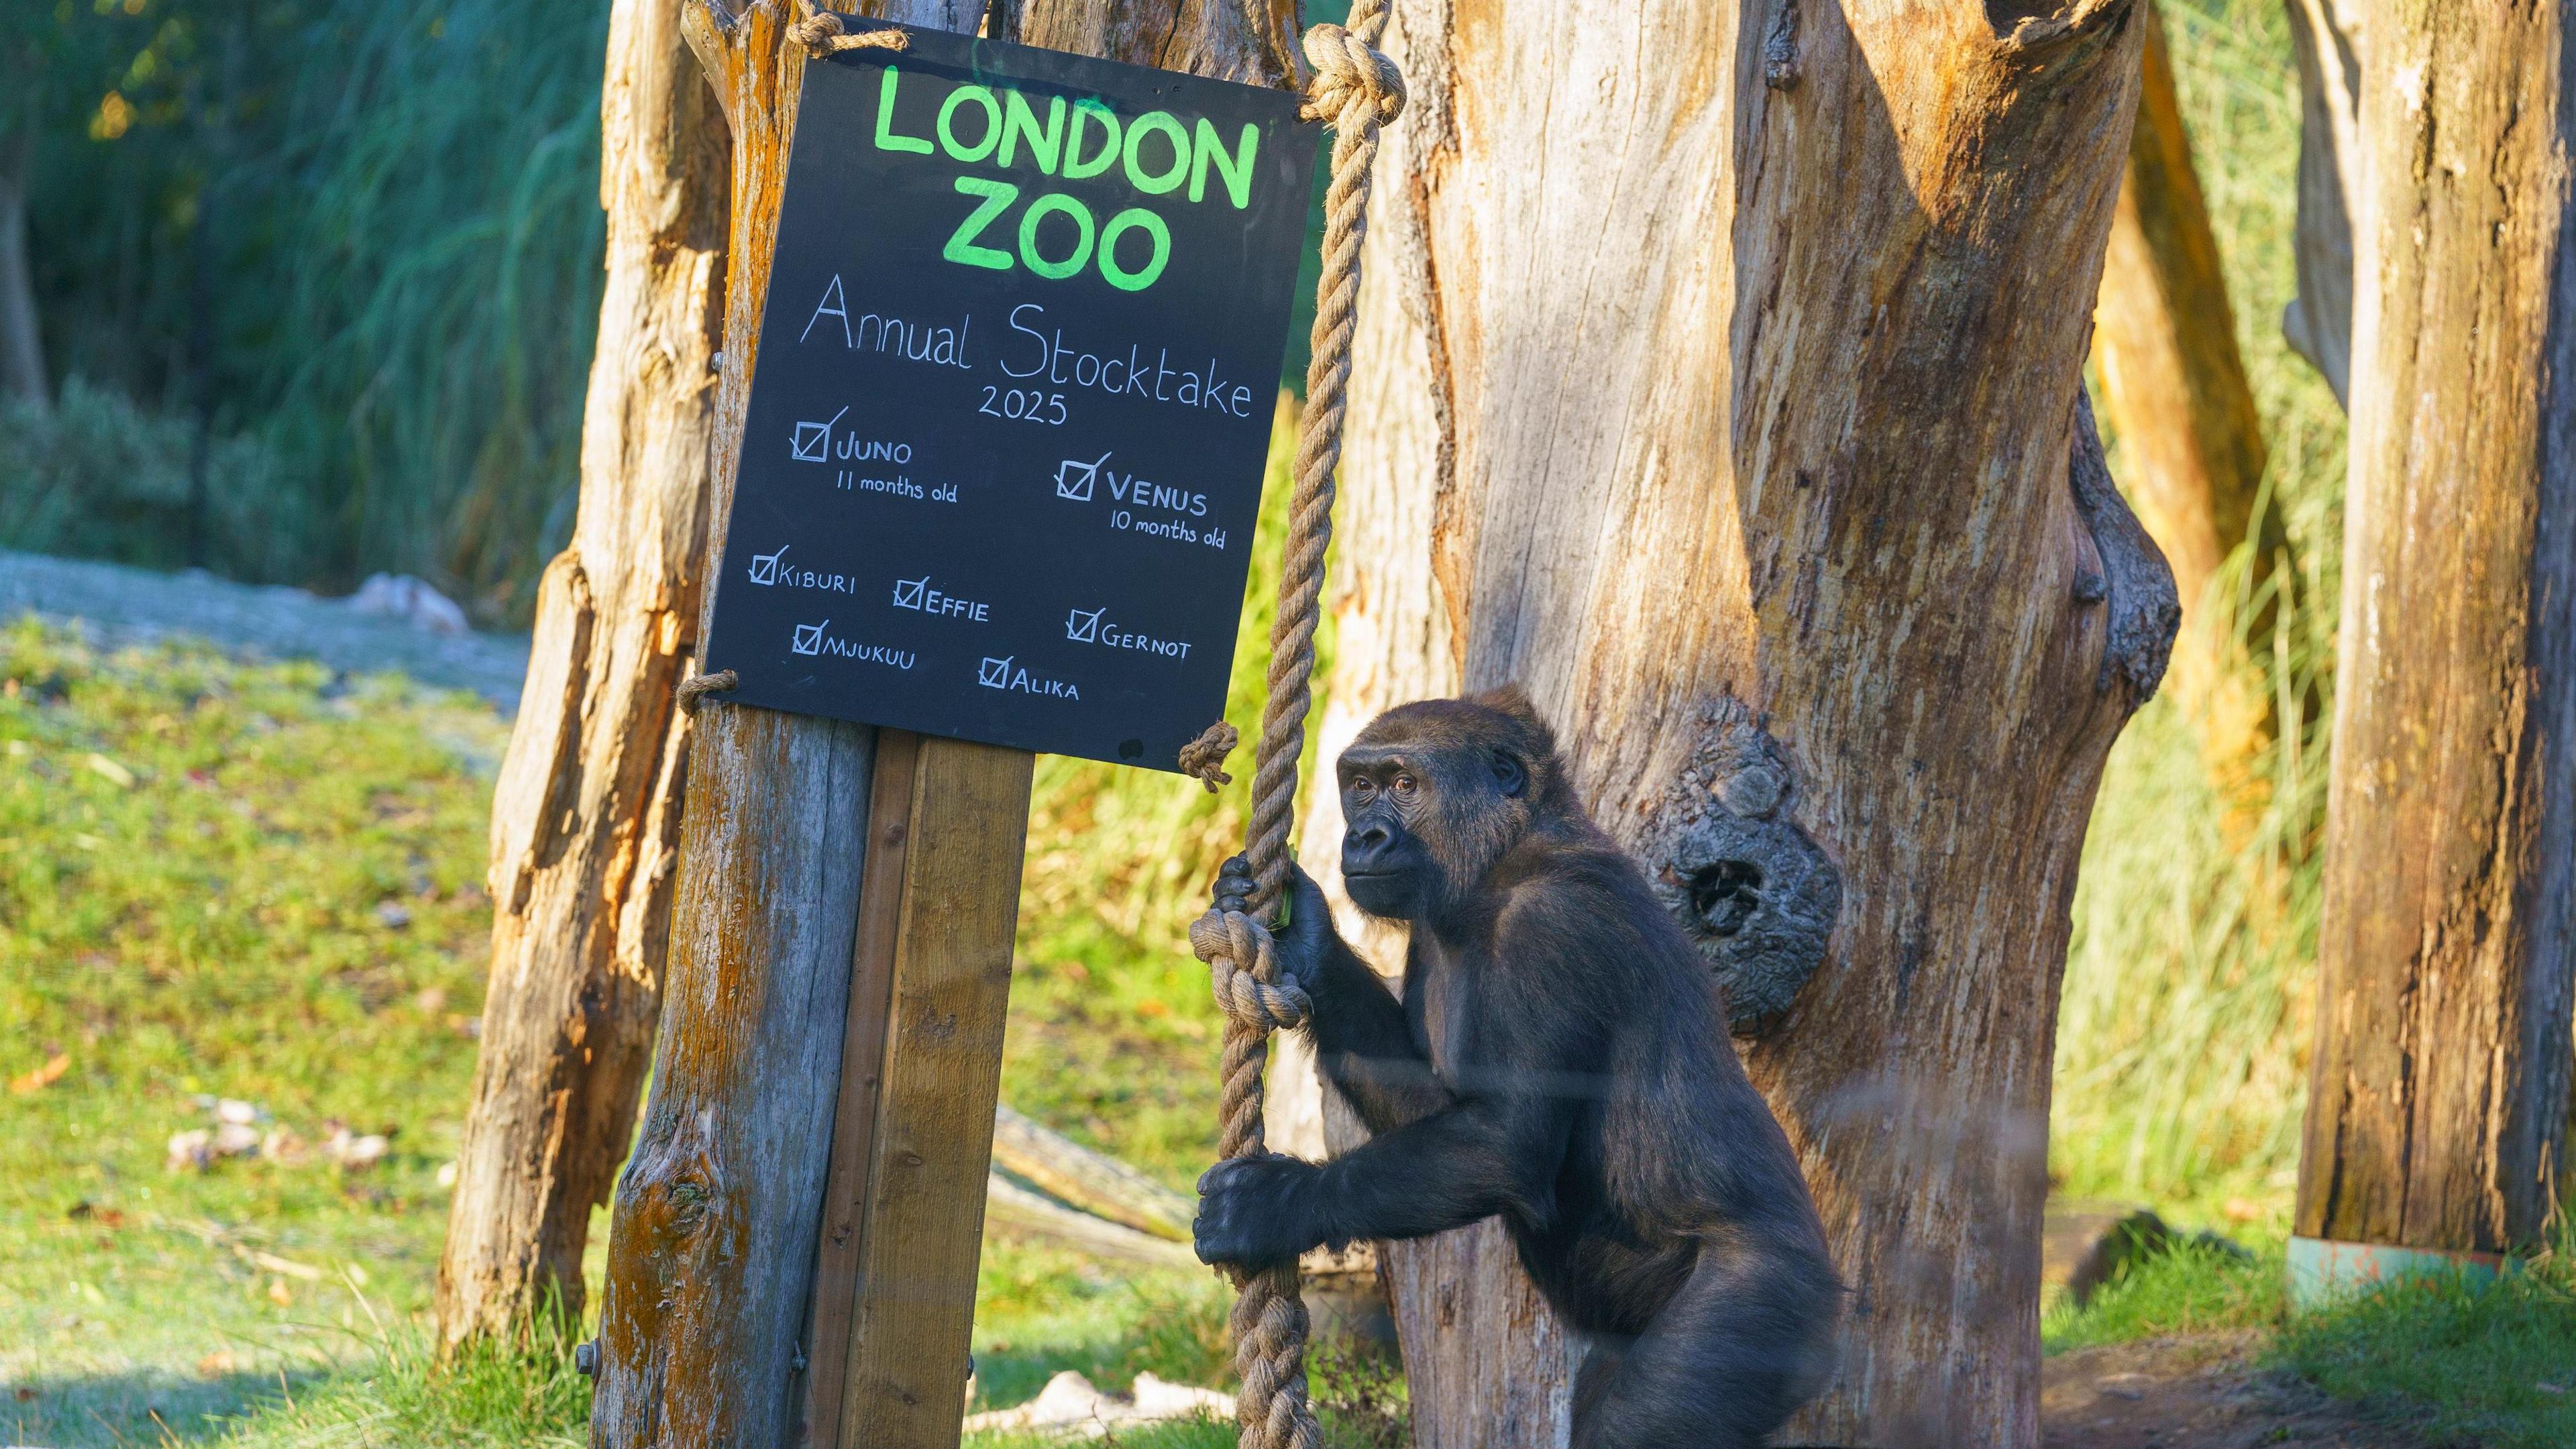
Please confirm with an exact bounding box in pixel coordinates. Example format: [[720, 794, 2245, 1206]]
[[3, 0, 609, 624]]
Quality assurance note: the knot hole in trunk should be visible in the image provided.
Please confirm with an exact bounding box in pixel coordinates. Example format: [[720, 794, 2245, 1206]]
[[1642, 699, 1841, 1038]]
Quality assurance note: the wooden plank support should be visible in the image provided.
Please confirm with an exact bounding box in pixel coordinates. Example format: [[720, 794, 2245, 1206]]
[[802, 733, 1035, 1449]]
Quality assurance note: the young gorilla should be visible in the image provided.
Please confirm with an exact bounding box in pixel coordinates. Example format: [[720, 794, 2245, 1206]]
[[1195, 690, 1841, 1449]]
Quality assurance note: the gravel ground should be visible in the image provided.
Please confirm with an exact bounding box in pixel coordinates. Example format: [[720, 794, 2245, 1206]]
[[0, 549, 530, 710]]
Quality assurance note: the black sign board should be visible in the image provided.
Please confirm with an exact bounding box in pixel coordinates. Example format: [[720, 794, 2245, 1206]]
[[702, 23, 1316, 773]]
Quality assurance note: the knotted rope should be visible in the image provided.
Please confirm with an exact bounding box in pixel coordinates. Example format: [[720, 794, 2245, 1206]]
[[676, 669, 738, 714], [786, 0, 910, 54], [1191, 5, 1403, 1447]]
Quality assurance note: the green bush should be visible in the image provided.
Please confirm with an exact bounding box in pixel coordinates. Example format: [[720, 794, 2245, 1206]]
[[17, 0, 606, 623], [0, 377, 290, 577]]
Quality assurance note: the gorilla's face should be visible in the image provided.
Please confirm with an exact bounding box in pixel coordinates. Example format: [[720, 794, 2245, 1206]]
[[1336, 733, 1529, 922]]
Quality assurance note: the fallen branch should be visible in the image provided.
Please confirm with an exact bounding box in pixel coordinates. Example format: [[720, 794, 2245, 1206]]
[[989, 1105, 1193, 1243]]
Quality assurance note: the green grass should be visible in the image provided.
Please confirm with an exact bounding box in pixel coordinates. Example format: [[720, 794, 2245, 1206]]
[[2042, 1232, 2576, 1447], [2043, 1236, 2288, 1354], [0, 407, 1366, 1446], [2278, 1239, 2576, 1449], [0, 619, 508, 1446]]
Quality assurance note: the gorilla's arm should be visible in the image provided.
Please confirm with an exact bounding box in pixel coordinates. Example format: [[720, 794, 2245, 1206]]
[[1195, 893, 1589, 1267], [1217, 860, 1450, 1135]]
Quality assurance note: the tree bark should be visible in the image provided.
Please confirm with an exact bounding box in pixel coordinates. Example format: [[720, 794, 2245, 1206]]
[[1292, 3, 2170, 1446], [2281, 0, 2364, 407], [2291, 0, 2575, 1262], [589, 2, 1285, 1444], [0, 132, 47, 411], [2091, 1, 2284, 788], [434, 0, 727, 1348]]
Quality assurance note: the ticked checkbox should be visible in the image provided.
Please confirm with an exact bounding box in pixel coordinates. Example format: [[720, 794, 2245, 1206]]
[[892, 576, 929, 610], [1065, 608, 1103, 643], [792, 621, 829, 655], [792, 406, 849, 463], [749, 545, 788, 586], [1055, 451, 1109, 502], [977, 655, 1012, 688]]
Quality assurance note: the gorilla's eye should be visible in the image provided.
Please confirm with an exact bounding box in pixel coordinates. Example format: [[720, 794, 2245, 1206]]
[[1392, 773, 1418, 796], [1348, 777, 1375, 802]]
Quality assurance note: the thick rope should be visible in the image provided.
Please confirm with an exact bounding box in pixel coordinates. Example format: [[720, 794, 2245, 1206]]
[[1190, 5, 1403, 1448]]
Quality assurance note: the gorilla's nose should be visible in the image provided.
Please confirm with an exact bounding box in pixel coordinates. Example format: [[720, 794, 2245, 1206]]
[[1344, 822, 1395, 871]]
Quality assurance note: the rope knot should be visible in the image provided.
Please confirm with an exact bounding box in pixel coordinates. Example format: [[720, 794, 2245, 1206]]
[[1179, 720, 1240, 792], [788, 1, 910, 56], [1191, 908, 1311, 1031], [1299, 23, 1405, 127], [677, 669, 739, 714]]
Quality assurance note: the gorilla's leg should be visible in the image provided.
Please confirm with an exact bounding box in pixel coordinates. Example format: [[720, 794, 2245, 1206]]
[[1568, 1246, 1838, 1449]]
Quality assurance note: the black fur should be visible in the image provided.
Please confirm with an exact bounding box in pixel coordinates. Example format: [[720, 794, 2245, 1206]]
[[1195, 689, 1841, 1449]]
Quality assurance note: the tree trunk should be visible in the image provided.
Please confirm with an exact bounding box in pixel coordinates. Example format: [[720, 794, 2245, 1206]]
[[2091, 1, 2285, 792], [0, 133, 48, 411], [2281, 0, 2363, 406], [1293, 3, 2171, 1447], [590, 2, 1285, 1444], [434, 0, 728, 1348], [2291, 0, 2575, 1270]]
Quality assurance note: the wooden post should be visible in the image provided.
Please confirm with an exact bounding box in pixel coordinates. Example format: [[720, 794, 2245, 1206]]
[[592, 2, 1286, 1445], [1296, 1, 2169, 1446], [2289, 0, 2576, 1299], [804, 733, 1034, 1449], [2091, 1, 2289, 796], [437, 0, 726, 1348]]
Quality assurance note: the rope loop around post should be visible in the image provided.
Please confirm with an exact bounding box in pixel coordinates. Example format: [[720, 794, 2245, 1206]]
[[1191, 5, 1402, 1446], [676, 669, 739, 713], [787, 0, 910, 56]]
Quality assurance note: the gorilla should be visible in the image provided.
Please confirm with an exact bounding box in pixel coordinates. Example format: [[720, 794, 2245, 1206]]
[[1194, 689, 1841, 1449]]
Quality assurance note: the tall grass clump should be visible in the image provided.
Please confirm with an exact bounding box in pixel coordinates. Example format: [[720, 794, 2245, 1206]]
[[16, 0, 606, 623], [2051, 0, 2351, 1215]]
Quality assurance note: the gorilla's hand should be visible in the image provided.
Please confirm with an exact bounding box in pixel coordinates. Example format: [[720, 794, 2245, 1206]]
[[1195, 1152, 1330, 1269], [1209, 856, 1336, 998]]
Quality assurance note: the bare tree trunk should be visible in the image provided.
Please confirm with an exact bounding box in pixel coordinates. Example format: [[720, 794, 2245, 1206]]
[[1291, 3, 2169, 1447], [433, 0, 727, 1349], [0, 133, 48, 411], [2090, 1, 2286, 799], [589, 1, 1286, 1444], [2281, 0, 2363, 405], [2292, 0, 2575, 1270]]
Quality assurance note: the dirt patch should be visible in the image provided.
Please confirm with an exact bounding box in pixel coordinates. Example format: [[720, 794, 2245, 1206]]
[[2043, 1332, 2431, 1449]]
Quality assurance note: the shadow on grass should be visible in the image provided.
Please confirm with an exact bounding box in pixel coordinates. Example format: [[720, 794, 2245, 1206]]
[[5, 1365, 336, 1448]]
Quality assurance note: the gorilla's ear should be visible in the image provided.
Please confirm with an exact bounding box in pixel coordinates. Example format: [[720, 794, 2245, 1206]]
[[1490, 750, 1528, 798]]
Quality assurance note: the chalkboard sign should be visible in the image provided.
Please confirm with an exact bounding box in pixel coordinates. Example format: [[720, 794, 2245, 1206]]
[[702, 23, 1317, 773]]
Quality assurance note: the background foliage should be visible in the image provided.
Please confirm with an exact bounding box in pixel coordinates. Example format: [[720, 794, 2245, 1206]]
[[3, 0, 606, 622]]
